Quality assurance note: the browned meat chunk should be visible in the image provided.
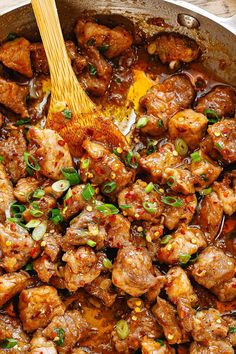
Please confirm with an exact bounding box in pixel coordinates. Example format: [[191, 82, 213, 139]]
[[14, 177, 41, 203], [168, 109, 208, 149], [141, 337, 176, 354], [140, 74, 195, 128], [163, 194, 197, 230], [118, 180, 164, 223], [105, 213, 131, 248], [211, 277, 236, 302], [27, 127, 73, 180], [0, 130, 27, 183], [62, 246, 105, 291], [0, 270, 29, 307], [22, 195, 56, 223], [43, 310, 91, 353], [0, 37, 32, 77], [0, 164, 14, 223], [158, 225, 207, 264], [112, 307, 162, 353], [0, 222, 40, 272], [80, 140, 132, 192], [208, 119, 236, 163], [192, 246, 235, 289], [224, 316, 236, 346], [42, 230, 62, 262], [195, 86, 236, 118], [190, 150, 222, 191], [147, 32, 200, 64], [33, 255, 59, 283], [112, 246, 157, 296], [162, 167, 195, 195], [196, 192, 223, 243], [75, 19, 133, 59], [166, 266, 198, 306], [190, 340, 234, 354], [0, 314, 30, 352], [30, 330, 57, 354], [177, 297, 195, 333], [213, 175, 236, 216], [60, 184, 87, 220], [19, 285, 65, 332], [152, 297, 186, 344], [85, 274, 117, 307], [0, 78, 28, 117]]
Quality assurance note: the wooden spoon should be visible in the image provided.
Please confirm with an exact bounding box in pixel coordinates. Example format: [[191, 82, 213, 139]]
[[31, 0, 128, 156]]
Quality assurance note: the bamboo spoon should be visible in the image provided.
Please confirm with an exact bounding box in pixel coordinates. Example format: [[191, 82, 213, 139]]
[[31, 0, 128, 156]]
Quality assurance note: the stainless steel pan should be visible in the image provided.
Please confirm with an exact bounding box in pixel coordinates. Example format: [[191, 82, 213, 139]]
[[1, 0, 236, 85]]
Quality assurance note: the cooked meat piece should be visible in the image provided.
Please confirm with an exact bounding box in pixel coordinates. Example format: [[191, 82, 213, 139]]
[[33, 255, 59, 283], [118, 180, 164, 223], [224, 316, 236, 346], [208, 119, 236, 163], [75, 19, 133, 58], [139, 143, 181, 182], [112, 246, 157, 296], [213, 176, 236, 216], [192, 309, 228, 344], [211, 277, 236, 302], [177, 297, 195, 333], [0, 164, 14, 223], [30, 330, 57, 354], [0, 129, 27, 183], [163, 194, 197, 230], [196, 192, 223, 243], [22, 195, 56, 223], [78, 47, 112, 96], [0, 222, 40, 272], [158, 225, 206, 264], [19, 285, 65, 332], [139, 114, 166, 137], [145, 270, 166, 302], [27, 127, 73, 180], [85, 274, 117, 307], [166, 266, 198, 305], [42, 231, 62, 261], [14, 177, 40, 203], [190, 340, 234, 354], [192, 246, 235, 289], [62, 247, 105, 291], [162, 167, 195, 195], [60, 184, 87, 220], [141, 337, 176, 354], [0, 37, 32, 77], [140, 74, 195, 128], [195, 86, 236, 118], [0, 78, 28, 117], [80, 140, 132, 191], [147, 33, 200, 64], [105, 213, 131, 248], [112, 307, 162, 353], [152, 297, 186, 344], [190, 150, 222, 191], [0, 270, 29, 307], [43, 310, 91, 353], [0, 314, 30, 352], [168, 109, 208, 149]]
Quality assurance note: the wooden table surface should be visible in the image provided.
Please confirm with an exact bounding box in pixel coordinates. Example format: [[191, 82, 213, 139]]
[[1, 0, 236, 18]]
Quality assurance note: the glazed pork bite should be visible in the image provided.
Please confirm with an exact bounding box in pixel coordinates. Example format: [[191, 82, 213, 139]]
[[0, 270, 29, 307], [84, 274, 117, 307], [162, 167, 195, 195], [0, 314, 30, 352], [213, 175, 236, 216], [0, 164, 14, 223], [30, 330, 57, 354], [14, 177, 41, 203], [211, 277, 236, 302]]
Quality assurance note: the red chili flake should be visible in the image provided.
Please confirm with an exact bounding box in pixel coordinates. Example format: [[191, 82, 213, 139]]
[[30, 246, 39, 258], [10, 223, 16, 232], [224, 192, 229, 197], [109, 215, 116, 223], [186, 195, 194, 203], [58, 139, 65, 146]]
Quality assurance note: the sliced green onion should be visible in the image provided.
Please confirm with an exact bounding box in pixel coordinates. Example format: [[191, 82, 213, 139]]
[[215, 142, 223, 151], [125, 150, 138, 169], [145, 182, 154, 193], [24, 262, 34, 271], [166, 176, 177, 187], [52, 179, 70, 193], [81, 159, 90, 169], [32, 221, 47, 241], [15, 118, 30, 126], [147, 140, 157, 155], [116, 320, 129, 340], [203, 109, 220, 123], [82, 183, 94, 201], [157, 119, 164, 128], [10, 202, 26, 216], [30, 203, 44, 218], [190, 151, 202, 162], [229, 326, 236, 333], [119, 204, 131, 209], [25, 219, 41, 228], [179, 253, 191, 265], [102, 182, 117, 194], [200, 187, 212, 196], [49, 209, 64, 225], [33, 188, 45, 199], [64, 188, 72, 202], [103, 258, 113, 269], [143, 201, 157, 213], [189, 253, 198, 264], [0, 156, 4, 162], [88, 63, 97, 76], [7, 33, 17, 41], [24, 152, 40, 173], [61, 167, 80, 185], [62, 109, 72, 119], [87, 239, 96, 247], [136, 116, 149, 128], [98, 44, 110, 53], [175, 138, 188, 156], [161, 196, 183, 207], [87, 38, 96, 46], [160, 235, 172, 245], [155, 339, 164, 346], [96, 203, 119, 216], [0, 338, 17, 349], [54, 328, 65, 346], [114, 76, 122, 84]]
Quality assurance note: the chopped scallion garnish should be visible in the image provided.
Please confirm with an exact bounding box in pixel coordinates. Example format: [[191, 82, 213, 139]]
[[175, 138, 188, 156], [161, 196, 183, 207], [142, 201, 157, 213], [203, 109, 220, 124], [81, 159, 90, 169], [24, 152, 40, 174], [96, 203, 119, 216], [200, 187, 212, 196], [103, 258, 113, 269], [32, 221, 47, 241], [166, 176, 177, 187], [62, 109, 72, 119], [52, 180, 70, 193], [145, 182, 154, 194], [119, 204, 131, 209], [179, 253, 191, 264], [0, 338, 17, 349], [82, 183, 94, 201], [116, 320, 129, 340], [54, 328, 65, 346], [102, 182, 117, 194], [87, 239, 96, 247], [15, 118, 30, 126], [33, 189, 45, 199], [125, 150, 138, 169], [49, 209, 64, 225], [190, 151, 202, 162], [61, 167, 80, 185], [160, 235, 172, 245], [136, 116, 149, 129], [88, 63, 97, 76]]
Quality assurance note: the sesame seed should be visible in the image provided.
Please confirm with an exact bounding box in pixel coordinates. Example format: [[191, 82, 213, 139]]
[[135, 300, 142, 306], [123, 211, 128, 216], [132, 315, 137, 321], [86, 172, 94, 178], [228, 262, 233, 265], [137, 226, 143, 232], [147, 42, 157, 55], [117, 147, 123, 154], [216, 319, 221, 323], [111, 172, 116, 179], [134, 307, 141, 313], [214, 131, 221, 137], [146, 235, 152, 243], [167, 334, 174, 340], [41, 241, 46, 247], [154, 231, 159, 237], [86, 206, 93, 212], [173, 150, 178, 156], [6, 241, 12, 246], [167, 244, 172, 250], [191, 238, 197, 244], [178, 117, 184, 122], [134, 213, 139, 218], [53, 336, 59, 342], [159, 188, 164, 193]]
